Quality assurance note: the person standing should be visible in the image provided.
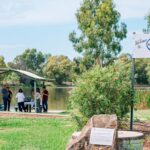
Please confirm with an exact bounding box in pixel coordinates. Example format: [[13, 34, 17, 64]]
[[16, 89, 25, 112], [6, 87, 12, 111], [35, 88, 42, 113], [1, 85, 9, 111], [42, 86, 49, 112]]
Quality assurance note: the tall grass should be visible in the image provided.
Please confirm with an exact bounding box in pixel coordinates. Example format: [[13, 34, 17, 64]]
[[135, 90, 150, 109]]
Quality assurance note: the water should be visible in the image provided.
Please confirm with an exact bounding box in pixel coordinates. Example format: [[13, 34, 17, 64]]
[[0, 86, 72, 110]]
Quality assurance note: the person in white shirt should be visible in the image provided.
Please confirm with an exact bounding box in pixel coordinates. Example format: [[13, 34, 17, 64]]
[[35, 88, 42, 113], [16, 89, 25, 112]]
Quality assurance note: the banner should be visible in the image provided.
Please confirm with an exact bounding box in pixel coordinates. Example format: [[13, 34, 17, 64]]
[[133, 33, 150, 58]]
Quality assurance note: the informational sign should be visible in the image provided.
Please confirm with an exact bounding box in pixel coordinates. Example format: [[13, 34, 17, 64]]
[[133, 33, 150, 58], [89, 128, 115, 146]]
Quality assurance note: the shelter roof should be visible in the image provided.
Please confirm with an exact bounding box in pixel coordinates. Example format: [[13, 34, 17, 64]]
[[0, 68, 54, 82]]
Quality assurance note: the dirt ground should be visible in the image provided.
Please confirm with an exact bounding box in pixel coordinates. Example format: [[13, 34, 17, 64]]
[[0, 112, 66, 118]]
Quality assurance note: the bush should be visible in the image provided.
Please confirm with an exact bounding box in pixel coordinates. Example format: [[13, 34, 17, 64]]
[[69, 65, 132, 128]]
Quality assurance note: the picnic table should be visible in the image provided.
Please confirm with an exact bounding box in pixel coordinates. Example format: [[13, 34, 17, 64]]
[[24, 101, 34, 112], [14, 101, 35, 112]]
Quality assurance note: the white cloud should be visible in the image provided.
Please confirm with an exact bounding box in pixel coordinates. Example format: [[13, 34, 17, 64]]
[[114, 0, 150, 19], [0, 0, 82, 26], [0, 0, 149, 26]]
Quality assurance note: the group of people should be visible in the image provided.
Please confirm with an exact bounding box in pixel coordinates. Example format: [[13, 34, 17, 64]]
[[1, 85, 49, 113], [35, 86, 49, 113]]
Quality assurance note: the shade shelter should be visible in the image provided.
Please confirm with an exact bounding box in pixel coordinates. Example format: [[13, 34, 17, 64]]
[[0, 68, 54, 112]]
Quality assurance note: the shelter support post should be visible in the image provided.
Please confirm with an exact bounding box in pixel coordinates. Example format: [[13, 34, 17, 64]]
[[130, 58, 135, 131], [34, 80, 37, 113]]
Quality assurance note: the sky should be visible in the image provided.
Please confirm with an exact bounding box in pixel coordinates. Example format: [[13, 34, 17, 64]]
[[0, 0, 149, 62]]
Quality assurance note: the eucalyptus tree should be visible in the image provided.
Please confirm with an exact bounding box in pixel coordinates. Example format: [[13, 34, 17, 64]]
[[69, 0, 127, 66]]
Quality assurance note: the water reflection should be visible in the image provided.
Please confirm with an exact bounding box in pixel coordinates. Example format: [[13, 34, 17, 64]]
[[0, 86, 72, 110]]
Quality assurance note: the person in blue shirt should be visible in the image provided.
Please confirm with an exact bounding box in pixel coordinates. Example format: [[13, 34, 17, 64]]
[[1, 85, 9, 111]]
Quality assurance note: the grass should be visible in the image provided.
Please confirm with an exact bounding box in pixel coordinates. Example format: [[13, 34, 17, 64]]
[[134, 109, 150, 121], [0, 109, 149, 150], [135, 90, 150, 109], [0, 118, 75, 150]]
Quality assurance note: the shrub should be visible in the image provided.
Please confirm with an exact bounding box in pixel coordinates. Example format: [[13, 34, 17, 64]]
[[69, 65, 132, 128]]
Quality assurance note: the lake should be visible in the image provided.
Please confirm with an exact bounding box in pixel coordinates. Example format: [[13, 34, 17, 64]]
[[0, 86, 72, 111]]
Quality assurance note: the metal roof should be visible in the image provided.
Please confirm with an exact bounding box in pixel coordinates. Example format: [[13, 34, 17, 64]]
[[0, 68, 54, 82]]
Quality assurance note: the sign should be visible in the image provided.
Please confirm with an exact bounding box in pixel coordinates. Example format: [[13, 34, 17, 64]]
[[90, 128, 115, 146], [133, 33, 150, 58]]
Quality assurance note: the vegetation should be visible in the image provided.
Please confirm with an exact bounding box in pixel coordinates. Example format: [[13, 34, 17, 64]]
[[2, 49, 150, 86], [134, 109, 150, 121], [69, 0, 127, 66], [8, 49, 46, 75], [135, 90, 150, 109], [0, 56, 6, 68], [145, 11, 150, 32], [116, 54, 150, 85], [0, 56, 7, 81], [3, 72, 20, 85], [69, 65, 132, 128], [0, 118, 75, 150], [43, 55, 73, 84]]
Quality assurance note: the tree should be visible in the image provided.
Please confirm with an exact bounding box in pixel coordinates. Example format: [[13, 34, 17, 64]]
[[0, 56, 6, 68], [0, 56, 7, 81], [135, 59, 149, 85], [8, 49, 46, 75], [3, 72, 20, 85], [72, 55, 95, 75], [43, 55, 73, 84], [145, 11, 150, 32], [69, 64, 132, 128], [116, 54, 150, 85], [69, 0, 127, 66]]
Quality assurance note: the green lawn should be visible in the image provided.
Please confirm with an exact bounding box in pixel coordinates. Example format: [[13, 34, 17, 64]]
[[0, 110, 149, 150], [0, 118, 75, 150], [134, 109, 150, 121]]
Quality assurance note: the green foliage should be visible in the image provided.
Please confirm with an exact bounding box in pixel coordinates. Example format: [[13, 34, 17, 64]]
[[3, 72, 20, 84], [0, 56, 6, 68], [147, 96, 150, 108], [135, 59, 149, 85], [69, 0, 127, 66], [72, 56, 95, 75], [135, 90, 150, 109], [116, 54, 150, 85], [8, 49, 46, 75], [145, 11, 150, 31], [44, 55, 73, 84], [69, 64, 132, 128], [0, 56, 7, 81]]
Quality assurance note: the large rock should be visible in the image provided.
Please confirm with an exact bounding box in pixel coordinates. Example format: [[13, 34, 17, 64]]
[[66, 115, 117, 150]]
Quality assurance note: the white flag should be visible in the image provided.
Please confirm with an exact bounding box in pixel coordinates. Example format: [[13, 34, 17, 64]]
[[133, 33, 150, 58]]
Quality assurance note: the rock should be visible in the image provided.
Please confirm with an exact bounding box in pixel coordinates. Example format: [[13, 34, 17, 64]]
[[66, 115, 117, 150], [72, 132, 81, 140]]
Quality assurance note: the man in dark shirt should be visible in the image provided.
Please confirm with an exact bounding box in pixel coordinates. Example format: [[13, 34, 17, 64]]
[[42, 86, 49, 112], [6, 87, 12, 111], [1, 85, 9, 111]]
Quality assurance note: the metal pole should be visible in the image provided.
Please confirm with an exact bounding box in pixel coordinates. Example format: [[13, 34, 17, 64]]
[[34, 80, 37, 113], [130, 57, 135, 130]]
